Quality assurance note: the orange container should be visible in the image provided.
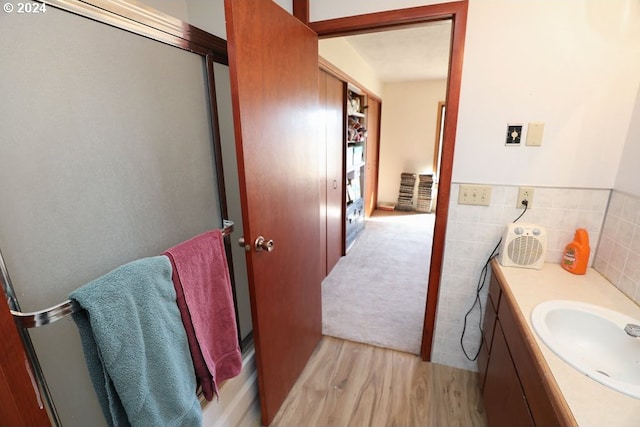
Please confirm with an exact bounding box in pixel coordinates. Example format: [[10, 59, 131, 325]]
[[561, 228, 590, 275]]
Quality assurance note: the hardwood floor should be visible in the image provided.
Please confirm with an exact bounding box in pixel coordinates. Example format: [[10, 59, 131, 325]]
[[271, 336, 487, 427]]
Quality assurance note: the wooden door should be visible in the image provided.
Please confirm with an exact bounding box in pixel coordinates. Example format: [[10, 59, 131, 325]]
[[318, 71, 328, 277], [224, 0, 322, 424], [365, 97, 381, 217], [0, 297, 51, 426], [322, 70, 345, 273]]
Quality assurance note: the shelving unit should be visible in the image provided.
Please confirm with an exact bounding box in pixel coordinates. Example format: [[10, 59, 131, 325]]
[[345, 86, 366, 250]]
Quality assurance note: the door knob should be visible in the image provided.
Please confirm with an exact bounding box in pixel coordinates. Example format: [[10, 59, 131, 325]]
[[254, 236, 274, 252], [238, 237, 251, 251]]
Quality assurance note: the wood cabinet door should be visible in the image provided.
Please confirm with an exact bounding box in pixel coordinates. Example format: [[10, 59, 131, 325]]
[[323, 70, 345, 273], [225, 0, 322, 424], [483, 320, 535, 427], [364, 97, 380, 217]]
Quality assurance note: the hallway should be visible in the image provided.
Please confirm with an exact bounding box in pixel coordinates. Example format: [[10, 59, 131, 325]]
[[322, 210, 435, 354]]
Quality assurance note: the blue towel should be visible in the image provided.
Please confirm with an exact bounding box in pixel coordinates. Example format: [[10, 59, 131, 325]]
[[70, 256, 201, 427]]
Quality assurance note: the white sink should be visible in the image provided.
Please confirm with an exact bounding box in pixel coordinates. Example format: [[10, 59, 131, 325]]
[[531, 300, 640, 399]]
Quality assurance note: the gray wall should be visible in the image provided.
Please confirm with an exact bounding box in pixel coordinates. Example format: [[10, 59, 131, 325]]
[[1, 7, 223, 426]]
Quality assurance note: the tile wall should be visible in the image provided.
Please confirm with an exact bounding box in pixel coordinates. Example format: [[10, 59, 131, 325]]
[[593, 191, 640, 303], [431, 183, 610, 372]]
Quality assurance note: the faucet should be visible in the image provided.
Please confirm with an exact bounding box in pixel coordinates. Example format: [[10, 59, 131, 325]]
[[624, 324, 640, 337]]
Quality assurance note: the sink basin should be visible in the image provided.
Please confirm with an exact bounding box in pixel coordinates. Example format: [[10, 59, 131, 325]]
[[531, 300, 640, 399]]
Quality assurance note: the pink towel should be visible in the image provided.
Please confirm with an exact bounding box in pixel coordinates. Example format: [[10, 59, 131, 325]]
[[164, 229, 242, 401]]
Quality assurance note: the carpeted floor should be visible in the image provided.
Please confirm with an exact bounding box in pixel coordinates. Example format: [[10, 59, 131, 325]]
[[322, 210, 436, 355]]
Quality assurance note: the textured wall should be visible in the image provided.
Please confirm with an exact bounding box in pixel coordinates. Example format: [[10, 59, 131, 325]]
[[432, 184, 610, 371]]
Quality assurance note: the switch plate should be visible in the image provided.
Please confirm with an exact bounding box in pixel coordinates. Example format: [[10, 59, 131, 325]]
[[459, 185, 492, 206], [517, 187, 534, 208], [506, 124, 523, 146], [526, 122, 544, 146]]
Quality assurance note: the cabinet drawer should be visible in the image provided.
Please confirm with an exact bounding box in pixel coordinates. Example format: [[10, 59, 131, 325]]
[[499, 298, 562, 427]]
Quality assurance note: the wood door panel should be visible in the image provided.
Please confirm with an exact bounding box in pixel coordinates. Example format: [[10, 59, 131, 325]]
[[225, 0, 322, 424], [319, 70, 328, 277], [324, 71, 344, 272]]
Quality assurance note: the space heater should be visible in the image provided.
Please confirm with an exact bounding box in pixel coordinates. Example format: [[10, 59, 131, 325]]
[[498, 223, 547, 270]]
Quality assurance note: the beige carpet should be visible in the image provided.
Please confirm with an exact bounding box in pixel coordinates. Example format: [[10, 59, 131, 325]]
[[322, 210, 435, 355]]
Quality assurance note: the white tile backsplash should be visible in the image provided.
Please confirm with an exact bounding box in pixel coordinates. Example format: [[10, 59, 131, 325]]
[[594, 190, 640, 305], [432, 184, 610, 372]]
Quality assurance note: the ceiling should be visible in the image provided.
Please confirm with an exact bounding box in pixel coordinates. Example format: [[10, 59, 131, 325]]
[[341, 20, 452, 83]]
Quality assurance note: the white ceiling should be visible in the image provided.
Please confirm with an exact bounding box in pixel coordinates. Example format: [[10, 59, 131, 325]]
[[341, 20, 452, 82]]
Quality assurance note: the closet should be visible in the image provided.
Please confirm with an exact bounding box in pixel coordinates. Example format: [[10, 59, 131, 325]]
[[319, 69, 345, 275], [319, 66, 381, 275]]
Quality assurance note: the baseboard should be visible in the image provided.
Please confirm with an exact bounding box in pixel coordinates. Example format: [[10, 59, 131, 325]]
[[201, 344, 260, 427]]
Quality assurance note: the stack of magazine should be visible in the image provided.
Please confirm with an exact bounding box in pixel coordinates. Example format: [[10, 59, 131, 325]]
[[396, 173, 416, 211], [416, 174, 434, 213]]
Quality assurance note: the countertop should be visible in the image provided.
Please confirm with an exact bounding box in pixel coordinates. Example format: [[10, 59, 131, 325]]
[[493, 260, 640, 427]]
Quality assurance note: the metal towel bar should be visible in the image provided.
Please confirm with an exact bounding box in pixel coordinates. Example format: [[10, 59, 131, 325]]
[[4, 220, 234, 329]]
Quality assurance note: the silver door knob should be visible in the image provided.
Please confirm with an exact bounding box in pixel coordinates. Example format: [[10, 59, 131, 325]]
[[254, 236, 274, 252]]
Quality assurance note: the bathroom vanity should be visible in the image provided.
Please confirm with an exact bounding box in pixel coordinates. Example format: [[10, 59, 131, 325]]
[[481, 259, 640, 427]]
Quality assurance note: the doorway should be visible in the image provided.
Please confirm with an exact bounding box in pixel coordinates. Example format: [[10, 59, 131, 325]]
[[308, 1, 468, 361], [318, 22, 452, 357]]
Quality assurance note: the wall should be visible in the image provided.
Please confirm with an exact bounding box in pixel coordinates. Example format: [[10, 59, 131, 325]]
[[318, 38, 383, 97], [433, 0, 640, 371], [594, 87, 640, 307], [314, 0, 640, 372], [594, 191, 640, 305], [453, 0, 640, 188], [311, 0, 459, 21], [436, 185, 610, 370], [377, 79, 446, 206], [176, 0, 292, 38], [615, 86, 640, 197]]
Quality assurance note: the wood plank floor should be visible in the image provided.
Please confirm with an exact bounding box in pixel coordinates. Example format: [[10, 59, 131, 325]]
[[271, 336, 487, 427]]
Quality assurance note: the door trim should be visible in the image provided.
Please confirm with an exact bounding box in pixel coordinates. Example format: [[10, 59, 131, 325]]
[[309, 1, 468, 361], [433, 102, 446, 180]]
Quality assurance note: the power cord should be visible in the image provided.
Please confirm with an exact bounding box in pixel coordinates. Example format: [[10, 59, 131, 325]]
[[460, 199, 528, 361]]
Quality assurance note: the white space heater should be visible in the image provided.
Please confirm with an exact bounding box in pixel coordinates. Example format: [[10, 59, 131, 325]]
[[499, 223, 547, 270]]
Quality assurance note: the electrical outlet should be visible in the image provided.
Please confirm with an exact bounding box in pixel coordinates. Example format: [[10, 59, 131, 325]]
[[459, 185, 492, 206], [517, 187, 534, 208]]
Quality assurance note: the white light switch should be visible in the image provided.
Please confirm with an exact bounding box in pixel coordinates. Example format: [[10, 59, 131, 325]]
[[458, 185, 492, 206], [526, 122, 544, 146]]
